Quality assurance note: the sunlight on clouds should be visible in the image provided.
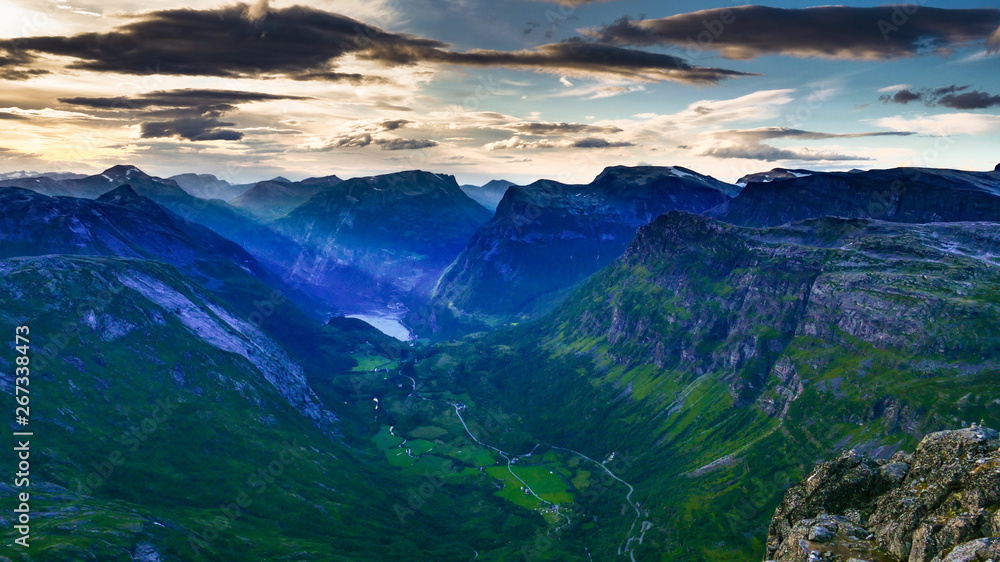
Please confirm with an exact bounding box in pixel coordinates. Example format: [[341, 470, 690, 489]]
[[873, 113, 1000, 136]]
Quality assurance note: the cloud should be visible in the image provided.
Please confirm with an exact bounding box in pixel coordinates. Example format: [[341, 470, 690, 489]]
[[377, 119, 412, 131], [59, 89, 311, 110], [878, 84, 912, 93], [374, 138, 437, 150], [421, 39, 755, 83], [0, 51, 48, 81], [4, 4, 445, 80], [0, 107, 102, 120], [494, 121, 622, 135], [700, 127, 913, 161], [3, 4, 751, 84], [484, 135, 634, 150], [140, 117, 244, 141], [873, 113, 1000, 136], [881, 89, 923, 104], [56, 89, 312, 142], [938, 90, 1000, 109], [879, 85, 1000, 109], [587, 6, 1000, 60], [297, 119, 433, 151]]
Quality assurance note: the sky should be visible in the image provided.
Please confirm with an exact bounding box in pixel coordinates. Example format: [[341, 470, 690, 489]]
[[0, 0, 998, 185]]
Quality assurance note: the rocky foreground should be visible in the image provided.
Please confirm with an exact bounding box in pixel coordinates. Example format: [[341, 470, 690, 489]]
[[765, 426, 1000, 562]]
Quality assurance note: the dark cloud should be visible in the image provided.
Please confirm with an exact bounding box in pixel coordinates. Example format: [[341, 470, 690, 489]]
[[0, 51, 48, 81], [374, 138, 438, 150], [588, 6, 1000, 60], [420, 38, 754, 83], [3, 4, 749, 84], [497, 121, 622, 135], [378, 119, 412, 131], [0, 113, 28, 120], [56, 89, 309, 142], [933, 85, 968, 96], [6, 4, 443, 80], [882, 89, 924, 104], [880, 85, 1000, 110], [59, 89, 310, 111], [568, 138, 634, 148], [141, 117, 244, 141], [702, 127, 913, 162], [938, 91, 1000, 110]]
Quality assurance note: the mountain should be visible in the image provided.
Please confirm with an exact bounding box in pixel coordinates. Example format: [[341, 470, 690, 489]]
[[459, 179, 515, 210], [0, 170, 88, 181], [735, 167, 814, 186], [229, 175, 342, 221], [168, 173, 251, 201], [0, 165, 194, 200], [272, 170, 492, 310], [766, 425, 999, 562], [0, 254, 525, 560], [713, 167, 1000, 227], [0, 166, 330, 308], [412, 210, 1000, 559], [416, 165, 737, 336], [0, 184, 285, 304]]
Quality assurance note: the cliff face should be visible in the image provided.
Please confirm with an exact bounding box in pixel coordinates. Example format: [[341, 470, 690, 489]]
[[272, 170, 492, 308], [766, 426, 1000, 562], [417, 166, 736, 336]]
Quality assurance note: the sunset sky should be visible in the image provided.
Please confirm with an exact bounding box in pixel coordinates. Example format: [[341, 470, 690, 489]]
[[1, 0, 998, 184]]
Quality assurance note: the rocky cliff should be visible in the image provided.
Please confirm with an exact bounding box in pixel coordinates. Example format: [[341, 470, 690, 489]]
[[765, 426, 1000, 562]]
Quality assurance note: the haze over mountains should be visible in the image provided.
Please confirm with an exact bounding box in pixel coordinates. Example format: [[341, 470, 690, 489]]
[[2, 161, 999, 560]]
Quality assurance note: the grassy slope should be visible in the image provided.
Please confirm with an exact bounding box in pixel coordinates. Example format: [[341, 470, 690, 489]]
[[0, 256, 520, 560], [412, 214, 1000, 560]]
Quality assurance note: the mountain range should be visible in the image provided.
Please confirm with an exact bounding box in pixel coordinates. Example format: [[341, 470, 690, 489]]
[[1, 162, 998, 560], [413, 165, 738, 336]]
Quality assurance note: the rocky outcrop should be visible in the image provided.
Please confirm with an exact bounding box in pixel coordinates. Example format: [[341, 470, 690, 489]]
[[766, 426, 1000, 562]]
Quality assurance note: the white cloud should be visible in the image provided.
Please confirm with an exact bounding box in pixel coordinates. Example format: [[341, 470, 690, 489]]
[[878, 84, 912, 93], [0, 107, 102, 119], [873, 113, 1000, 136]]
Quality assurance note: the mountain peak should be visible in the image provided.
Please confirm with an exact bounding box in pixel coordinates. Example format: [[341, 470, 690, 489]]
[[593, 165, 701, 185], [735, 167, 813, 186], [103, 164, 146, 176], [482, 179, 515, 189], [100, 165, 151, 184], [96, 184, 143, 205], [269, 176, 293, 184]]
